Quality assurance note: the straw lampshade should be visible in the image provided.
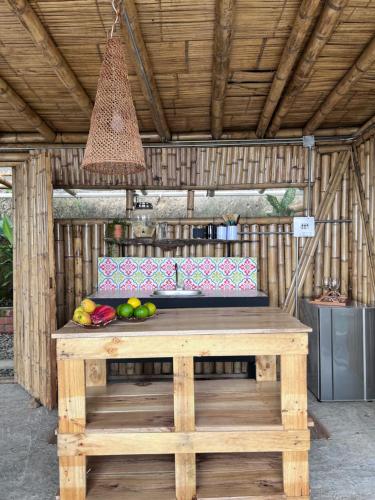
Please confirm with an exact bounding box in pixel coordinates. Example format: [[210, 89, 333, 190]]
[[82, 37, 145, 175]]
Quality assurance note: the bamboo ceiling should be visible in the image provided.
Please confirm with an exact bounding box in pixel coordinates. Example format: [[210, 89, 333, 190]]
[[0, 0, 375, 141]]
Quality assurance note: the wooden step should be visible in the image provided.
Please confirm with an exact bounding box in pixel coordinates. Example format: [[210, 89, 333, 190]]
[[86, 379, 282, 433], [86, 453, 285, 499]]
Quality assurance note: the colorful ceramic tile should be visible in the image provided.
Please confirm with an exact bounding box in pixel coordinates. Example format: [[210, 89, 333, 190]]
[[97, 257, 257, 291]]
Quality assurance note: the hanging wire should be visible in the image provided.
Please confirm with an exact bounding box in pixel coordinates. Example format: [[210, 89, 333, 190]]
[[110, 0, 121, 38]]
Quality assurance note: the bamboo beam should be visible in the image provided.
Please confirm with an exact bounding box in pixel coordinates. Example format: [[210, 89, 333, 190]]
[[0, 126, 358, 146], [304, 36, 375, 135], [120, 0, 171, 141], [283, 150, 350, 314], [0, 176, 12, 189], [268, 0, 349, 137], [211, 0, 236, 139], [351, 146, 375, 292], [256, 0, 322, 138], [0, 153, 29, 161], [0, 76, 55, 141], [5, 0, 93, 117]]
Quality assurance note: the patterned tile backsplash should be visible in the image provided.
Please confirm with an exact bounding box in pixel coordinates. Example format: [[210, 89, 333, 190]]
[[98, 257, 257, 291]]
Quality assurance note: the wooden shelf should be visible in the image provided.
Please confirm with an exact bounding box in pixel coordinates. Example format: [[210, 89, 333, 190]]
[[105, 237, 235, 248], [86, 379, 282, 433], [86, 453, 285, 499]]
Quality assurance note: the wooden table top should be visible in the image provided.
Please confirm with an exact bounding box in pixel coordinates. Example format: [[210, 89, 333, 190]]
[[53, 307, 311, 339]]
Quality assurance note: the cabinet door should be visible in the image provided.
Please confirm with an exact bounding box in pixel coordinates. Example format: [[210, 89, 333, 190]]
[[332, 308, 364, 400]]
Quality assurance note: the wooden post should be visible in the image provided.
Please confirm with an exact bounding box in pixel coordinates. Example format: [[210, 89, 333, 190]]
[[174, 357, 196, 500], [58, 359, 86, 500], [280, 354, 309, 497]]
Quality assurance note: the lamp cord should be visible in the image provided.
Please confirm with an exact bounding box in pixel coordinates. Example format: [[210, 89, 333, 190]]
[[110, 0, 120, 38]]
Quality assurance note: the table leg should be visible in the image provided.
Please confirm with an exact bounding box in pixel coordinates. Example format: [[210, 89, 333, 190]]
[[281, 353, 309, 498], [85, 359, 107, 387], [256, 355, 277, 381], [174, 356, 196, 500], [58, 359, 86, 500]]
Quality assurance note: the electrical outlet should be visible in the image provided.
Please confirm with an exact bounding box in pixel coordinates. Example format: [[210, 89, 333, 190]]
[[293, 217, 315, 237]]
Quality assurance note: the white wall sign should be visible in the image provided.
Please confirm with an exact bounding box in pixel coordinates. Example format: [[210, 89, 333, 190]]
[[293, 217, 315, 237]]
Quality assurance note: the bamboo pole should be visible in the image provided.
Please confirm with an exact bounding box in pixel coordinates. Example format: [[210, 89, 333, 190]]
[[256, 0, 321, 137], [211, 0, 236, 139], [55, 222, 65, 327], [64, 224, 75, 319], [0, 77, 55, 141], [82, 224, 92, 298], [351, 146, 375, 295], [268, 0, 349, 136], [5, 0, 92, 117], [120, 0, 171, 141], [0, 176, 12, 189], [304, 35, 375, 135], [268, 224, 278, 306], [283, 150, 351, 313]]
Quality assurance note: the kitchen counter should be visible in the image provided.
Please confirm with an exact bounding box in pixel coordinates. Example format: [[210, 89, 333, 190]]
[[54, 307, 310, 499], [90, 289, 269, 309]]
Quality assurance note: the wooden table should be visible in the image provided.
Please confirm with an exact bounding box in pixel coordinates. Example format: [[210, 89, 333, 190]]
[[53, 307, 311, 500]]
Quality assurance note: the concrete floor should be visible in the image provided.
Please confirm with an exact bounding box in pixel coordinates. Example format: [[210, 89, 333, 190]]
[[0, 383, 375, 500]]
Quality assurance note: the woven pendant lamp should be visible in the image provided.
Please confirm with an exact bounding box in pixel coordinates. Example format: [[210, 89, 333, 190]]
[[82, 36, 145, 175]]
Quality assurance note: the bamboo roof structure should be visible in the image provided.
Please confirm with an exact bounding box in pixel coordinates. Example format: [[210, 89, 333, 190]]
[[0, 0, 375, 142]]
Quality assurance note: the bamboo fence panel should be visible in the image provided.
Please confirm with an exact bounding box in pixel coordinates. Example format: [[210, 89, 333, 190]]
[[13, 153, 56, 408], [50, 146, 308, 190]]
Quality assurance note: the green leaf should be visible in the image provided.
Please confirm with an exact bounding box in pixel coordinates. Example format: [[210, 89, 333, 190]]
[[2, 215, 13, 245], [266, 194, 282, 214], [281, 188, 296, 209]]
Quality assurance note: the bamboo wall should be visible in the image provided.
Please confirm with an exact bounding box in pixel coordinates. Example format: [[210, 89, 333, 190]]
[[13, 153, 56, 408], [10, 141, 375, 399], [52, 142, 375, 378], [50, 145, 309, 189], [351, 136, 375, 304]]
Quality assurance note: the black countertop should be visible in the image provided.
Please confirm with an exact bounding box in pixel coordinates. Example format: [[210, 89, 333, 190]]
[[90, 289, 269, 309]]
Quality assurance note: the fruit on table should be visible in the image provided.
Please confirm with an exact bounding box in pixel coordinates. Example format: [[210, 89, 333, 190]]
[[127, 297, 141, 309], [117, 303, 134, 318], [134, 305, 150, 319], [81, 298, 96, 313], [91, 304, 116, 325], [144, 302, 157, 316], [73, 309, 92, 325]]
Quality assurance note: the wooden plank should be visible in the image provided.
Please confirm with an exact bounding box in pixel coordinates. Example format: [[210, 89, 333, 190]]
[[256, 355, 277, 382], [280, 355, 309, 498], [58, 359, 86, 500], [85, 360, 107, 387], [173, 357, 196, 499], [85, 453, 287, 499], [58, 429, 310, 456], [53, 307, 311, 339], [56, 333, 308, 360], [86, 379, 279, 398]]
